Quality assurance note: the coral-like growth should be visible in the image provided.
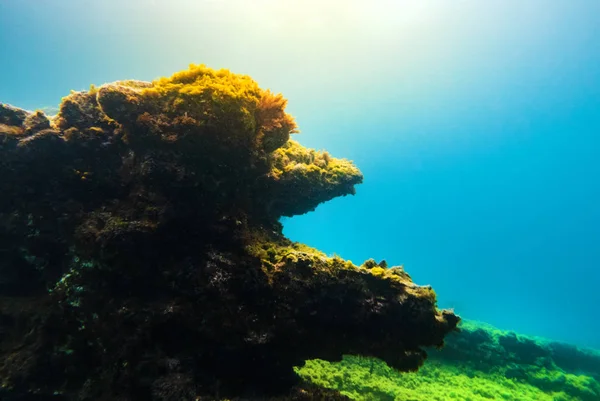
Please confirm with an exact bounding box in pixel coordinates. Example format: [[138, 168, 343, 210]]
[[0, 65, 458, 400]]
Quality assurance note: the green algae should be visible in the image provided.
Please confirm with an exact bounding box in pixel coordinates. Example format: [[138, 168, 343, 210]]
[[296, 320, 600, 401], [297, 357, 558, 401]]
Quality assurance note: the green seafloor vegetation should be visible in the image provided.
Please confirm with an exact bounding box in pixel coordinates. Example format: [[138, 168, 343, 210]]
[[296, 320, 600, 401]]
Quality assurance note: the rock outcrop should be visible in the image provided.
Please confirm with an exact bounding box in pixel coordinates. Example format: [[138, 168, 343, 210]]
[[0, 64, 459, 400]]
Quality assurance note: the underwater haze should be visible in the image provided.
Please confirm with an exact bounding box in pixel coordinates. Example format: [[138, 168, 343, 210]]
[[1, 0, 599, 352]]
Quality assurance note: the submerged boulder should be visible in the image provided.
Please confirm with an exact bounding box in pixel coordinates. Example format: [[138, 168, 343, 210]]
[[0, 64, 459, 400]]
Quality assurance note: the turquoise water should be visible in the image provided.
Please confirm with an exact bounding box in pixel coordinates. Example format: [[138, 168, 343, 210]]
[[1, 0, 599, 353]]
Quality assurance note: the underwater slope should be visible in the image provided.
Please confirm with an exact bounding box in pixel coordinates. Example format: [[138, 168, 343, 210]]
[[296, 320, 600, 400], [0, 64, 458, 400]]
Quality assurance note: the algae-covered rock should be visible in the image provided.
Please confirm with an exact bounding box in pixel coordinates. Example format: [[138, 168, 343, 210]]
[[0, 64, 458, 400]]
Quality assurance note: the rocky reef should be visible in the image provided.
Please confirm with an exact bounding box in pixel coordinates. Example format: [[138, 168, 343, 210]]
[[0, 64, 458, 400]]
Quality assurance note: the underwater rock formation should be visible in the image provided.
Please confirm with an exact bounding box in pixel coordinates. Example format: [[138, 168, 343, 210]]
[[0, 64, 458, 400]]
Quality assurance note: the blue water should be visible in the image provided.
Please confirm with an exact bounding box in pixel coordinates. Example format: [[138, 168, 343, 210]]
[[1, 0, 600, 349]]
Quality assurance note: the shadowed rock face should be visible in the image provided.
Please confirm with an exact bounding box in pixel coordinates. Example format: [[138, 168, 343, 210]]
[[0, 65, 459, 401]]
